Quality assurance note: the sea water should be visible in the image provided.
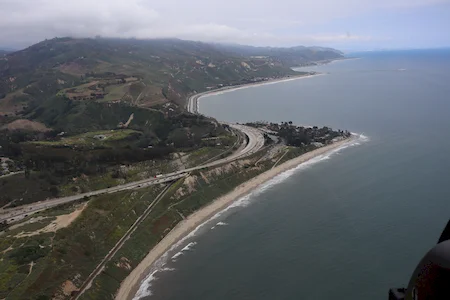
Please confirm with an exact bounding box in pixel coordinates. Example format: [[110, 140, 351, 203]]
[[135, 49, 450, 300]]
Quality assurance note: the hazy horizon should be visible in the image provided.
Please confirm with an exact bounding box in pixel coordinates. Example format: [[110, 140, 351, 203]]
[[2, 37, 450, 54], [1, 0, 450, 51]]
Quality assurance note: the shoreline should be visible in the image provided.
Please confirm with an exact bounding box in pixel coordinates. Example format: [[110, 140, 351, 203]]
[[186, 56, 358, 114], [187, 73, 325, 114], [116, 136, 358, 300], [298, 56, 360, 67]]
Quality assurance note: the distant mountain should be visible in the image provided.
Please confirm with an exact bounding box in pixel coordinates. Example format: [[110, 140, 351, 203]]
[[0, 37, 343, 119], [214, 43, 343, 66], [0, 49, 14, 56]]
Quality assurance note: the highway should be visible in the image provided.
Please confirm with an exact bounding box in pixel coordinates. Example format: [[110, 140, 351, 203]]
[[0, 124, 264, 223]]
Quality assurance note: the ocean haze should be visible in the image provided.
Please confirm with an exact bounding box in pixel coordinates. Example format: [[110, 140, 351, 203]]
[[136, 49, 450, 299], [2, 0, 450, 49]]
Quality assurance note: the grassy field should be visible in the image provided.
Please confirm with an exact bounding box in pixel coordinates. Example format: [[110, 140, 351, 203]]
[[1, 130, 236, 208], [0, 172, 58, 207], [277, 144, 319, 166], [67, 81, 99, 93], [54, 76, 146, 104], [31, 129, 141, 148], [128, 82, 145, 102], [0, 89, 30, 117], [185, 147, 224, 167], [57, 143, 236, 198], [184, 134, 239, 167], [103, 84, 129, 102], [59, 159, 178, 197], [0, 144, 294, 299], [78, 158, 276, 299], [0, 185, 164, 299]]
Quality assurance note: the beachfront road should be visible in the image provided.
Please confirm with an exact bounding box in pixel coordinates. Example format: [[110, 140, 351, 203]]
[[0, 124, 264, 223]]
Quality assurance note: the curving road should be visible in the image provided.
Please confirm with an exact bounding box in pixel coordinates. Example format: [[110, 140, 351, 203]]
[[0, 120, 264, 223]]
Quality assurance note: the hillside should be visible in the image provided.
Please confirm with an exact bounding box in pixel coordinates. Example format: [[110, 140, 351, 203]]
[[216, 44, 343, 66], [0, 37, 346, 299], [0, 38, 343, 194], [0, 37, 343, 118]]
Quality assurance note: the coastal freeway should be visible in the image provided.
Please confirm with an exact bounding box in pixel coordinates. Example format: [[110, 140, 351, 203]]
[[0, 124, 264, 223]]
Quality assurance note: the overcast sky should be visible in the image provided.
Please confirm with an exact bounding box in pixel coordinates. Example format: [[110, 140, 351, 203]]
[[1, 0, 450, 50]]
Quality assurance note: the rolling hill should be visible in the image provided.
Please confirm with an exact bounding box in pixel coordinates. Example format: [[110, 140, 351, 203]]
[[0, 37, 342, 111]]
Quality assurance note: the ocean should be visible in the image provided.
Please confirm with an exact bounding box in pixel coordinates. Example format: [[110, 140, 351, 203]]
[[135, 49, 450, 300]]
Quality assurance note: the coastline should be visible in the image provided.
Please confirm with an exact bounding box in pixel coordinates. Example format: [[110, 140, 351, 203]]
[[299, 56, 360, 67], [186, 56, 358, 114], [116, 135, 357, 300], [187, 73, 325, 114]]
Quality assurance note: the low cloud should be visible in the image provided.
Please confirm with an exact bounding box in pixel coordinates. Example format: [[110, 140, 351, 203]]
[[309, 34, 374, 42], [0, 0, 445, 48]]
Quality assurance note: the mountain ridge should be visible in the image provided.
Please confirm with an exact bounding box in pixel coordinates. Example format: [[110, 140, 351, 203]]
[[0, 37, 343, 122]]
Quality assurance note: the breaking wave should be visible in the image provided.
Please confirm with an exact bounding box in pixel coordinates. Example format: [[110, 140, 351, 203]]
[[132, 266, 176, 299], [211, 221, 228, 230], [133, 133, 368, 299], [132, 242, 197, 299], [171, 242, 197, 261]]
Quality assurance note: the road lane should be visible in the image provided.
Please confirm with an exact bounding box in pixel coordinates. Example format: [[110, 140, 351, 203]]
[[1, 91, 265, 223], [0, 125, 264, 223]]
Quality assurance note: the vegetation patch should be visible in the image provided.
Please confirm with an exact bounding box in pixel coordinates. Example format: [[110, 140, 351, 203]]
[[1, 119, 51, 132], [30, 129, 141, 148], [0, 185, 163, 299]]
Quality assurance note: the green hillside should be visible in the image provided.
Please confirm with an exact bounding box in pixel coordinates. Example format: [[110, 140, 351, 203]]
[[0, 37, 343, 202], [0, 37, 342, 117]]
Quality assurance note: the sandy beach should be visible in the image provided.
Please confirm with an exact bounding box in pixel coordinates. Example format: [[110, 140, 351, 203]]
[[187, 73, 324, 114], [187, 57, 361, 113], [115, 136, 356, 300]]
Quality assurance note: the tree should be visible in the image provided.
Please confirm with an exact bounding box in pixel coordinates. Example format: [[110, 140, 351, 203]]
[[49, 186, 59, 197], [169, 128, 191, 148]]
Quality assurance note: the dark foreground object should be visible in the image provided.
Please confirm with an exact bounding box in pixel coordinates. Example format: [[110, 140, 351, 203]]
[[390, 220, 450, 300]]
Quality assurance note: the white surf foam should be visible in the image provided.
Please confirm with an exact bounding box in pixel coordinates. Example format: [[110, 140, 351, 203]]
[[181, 241, 197, 251], [132, 266, 177, 299], [173, 133, 369, 237], [213, 133, 368, 215], [211, 221, 228, 230], [170, 252, 183, 260], [133, 241, 197, 299], [160, 267, 176, 272], [133, 133, 369, 299], [133, 270, 158, 299], [171, 242, 197, 261]]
